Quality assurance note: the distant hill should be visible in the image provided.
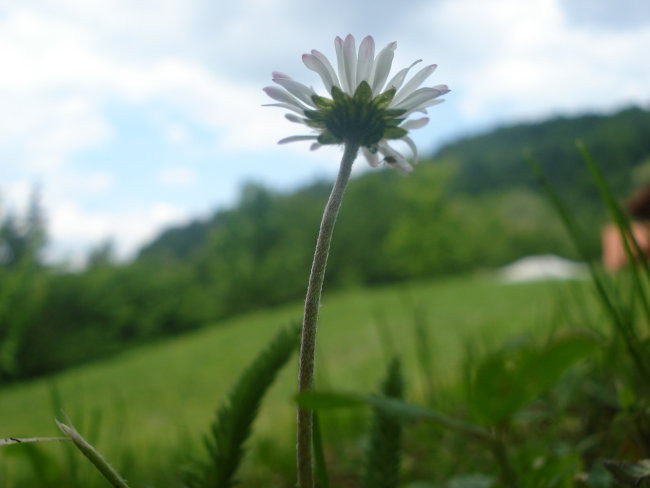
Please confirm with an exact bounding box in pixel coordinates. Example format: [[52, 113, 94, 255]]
[[140, 105, 650, 264], [7, 106, 650, 380]]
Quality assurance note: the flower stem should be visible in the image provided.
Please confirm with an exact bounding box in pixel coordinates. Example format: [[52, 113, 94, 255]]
[[297, 141, 359, 488]]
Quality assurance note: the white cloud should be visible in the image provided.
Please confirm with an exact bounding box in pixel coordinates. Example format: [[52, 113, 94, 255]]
[[404, 0, 650, 123], [157, 166, 197, 187], [48, 199, 189, 261]]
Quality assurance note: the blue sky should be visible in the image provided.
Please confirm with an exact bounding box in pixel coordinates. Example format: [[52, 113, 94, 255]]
[[1, 0, 649, 264]]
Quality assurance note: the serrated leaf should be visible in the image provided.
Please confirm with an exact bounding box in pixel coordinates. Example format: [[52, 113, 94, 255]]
[[363, 357, 404, 488], [186, 323, 301, 488]]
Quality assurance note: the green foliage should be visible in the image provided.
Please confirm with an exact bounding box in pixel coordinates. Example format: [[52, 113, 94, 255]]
[[469, 333, 599, 426], [362, 357, 405, 488], [185, 323, 300, 488]]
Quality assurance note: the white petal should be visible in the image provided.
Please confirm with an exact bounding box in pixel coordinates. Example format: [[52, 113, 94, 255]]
[[401, 135, 419, 165], [403, 98, 446, 116], [263, 102, 305, 115], [303, 53, 337, 92], [393, 87, 446, 111], [385, 60, 421, 92], [285, 113, 305, 123], [342, 34, 358, 94], [334, 36, 350, 94], [356, 35, 375, 86], [400, 117, 429, 130], [263, 86, 308, 112], [362, 146, 380, 167], [391, 64, 437, 106], [378, 142, 413, 173], [272, 72, 317, 107], [370, 41, 397, 95], [278, 135, 318, 144]]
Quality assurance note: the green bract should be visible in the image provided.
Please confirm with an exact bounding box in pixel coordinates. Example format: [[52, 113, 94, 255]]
[[303, 82, 407, 147]]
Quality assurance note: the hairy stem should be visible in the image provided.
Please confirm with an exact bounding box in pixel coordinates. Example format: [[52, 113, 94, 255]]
[[297, 141, 359, 488]]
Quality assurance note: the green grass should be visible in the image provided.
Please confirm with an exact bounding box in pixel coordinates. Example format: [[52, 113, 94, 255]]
[[0, 274, 593, 486]]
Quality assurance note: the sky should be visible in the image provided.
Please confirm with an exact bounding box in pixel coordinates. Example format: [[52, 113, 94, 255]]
[[1, 0, 649, 264]]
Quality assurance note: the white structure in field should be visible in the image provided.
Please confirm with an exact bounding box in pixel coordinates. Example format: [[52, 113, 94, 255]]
[[498, 254, 588, 283]]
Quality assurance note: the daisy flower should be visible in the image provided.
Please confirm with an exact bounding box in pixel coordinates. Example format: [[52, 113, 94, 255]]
[[264, 34, 449, 172]]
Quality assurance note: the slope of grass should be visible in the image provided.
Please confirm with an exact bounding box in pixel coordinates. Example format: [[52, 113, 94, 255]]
[[0, 274, 593, 486]]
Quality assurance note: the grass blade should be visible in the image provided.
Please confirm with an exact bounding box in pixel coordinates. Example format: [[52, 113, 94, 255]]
[[0, 437, 66, 447], [55, 419, 131, 488], [528, 153, 650, 380]]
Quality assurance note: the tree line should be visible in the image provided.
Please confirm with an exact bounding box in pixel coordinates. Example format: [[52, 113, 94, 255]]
[[1, 106, 649, 382]]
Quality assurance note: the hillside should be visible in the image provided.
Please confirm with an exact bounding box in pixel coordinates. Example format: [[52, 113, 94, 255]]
[[2, 105, 649, 381], [141, 105, 650, 264]]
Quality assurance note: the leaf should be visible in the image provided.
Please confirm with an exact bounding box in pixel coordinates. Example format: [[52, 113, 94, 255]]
[[471, 333, 598, 426], [185, 322, 301, 488], [297, 391, 489, 441]]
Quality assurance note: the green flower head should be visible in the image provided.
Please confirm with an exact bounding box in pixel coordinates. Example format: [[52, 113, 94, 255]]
[[264, 34, 449, 172]]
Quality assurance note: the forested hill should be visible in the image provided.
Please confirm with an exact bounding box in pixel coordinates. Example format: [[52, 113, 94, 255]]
[[436, 106, 650, 200], [140, 105, 650, 265], [4, 106, 650, 381]]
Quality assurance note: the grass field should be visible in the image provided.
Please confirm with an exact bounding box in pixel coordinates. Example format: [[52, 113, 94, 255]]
[[0, 273, 594, 487]]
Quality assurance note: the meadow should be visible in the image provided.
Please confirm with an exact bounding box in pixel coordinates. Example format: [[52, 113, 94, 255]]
[[0, 274, 591, 487]]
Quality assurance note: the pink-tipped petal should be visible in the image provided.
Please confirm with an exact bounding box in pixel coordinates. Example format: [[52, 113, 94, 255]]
[[392, 87, 446, 111], [356, 35, 375, 86], [272, 74, 317, 107], [334, 36, 350, 94], [263, 86, 308, 112], [385, 59, 421, 92], [402, 98, 446, 117], [391, 64, 438, 106], [303, 53, 337, 92], [342, 34, 358, 94], [370, 41, 397, 95]]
